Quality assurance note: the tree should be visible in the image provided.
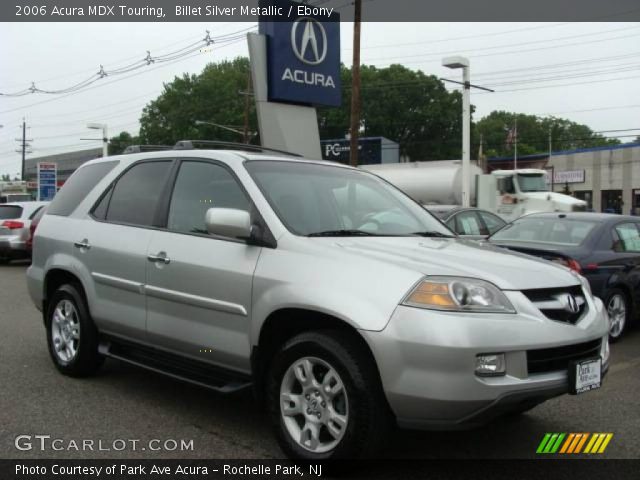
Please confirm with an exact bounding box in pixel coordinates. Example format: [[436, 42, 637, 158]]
[[475, 111, 620, 158], [1, 174, 10, 181], [139, 58, 257, 146], [108, 131, 140, 155], [318, 64, 465, 160]]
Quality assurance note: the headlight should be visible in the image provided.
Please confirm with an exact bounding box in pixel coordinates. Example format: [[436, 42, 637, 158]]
[[403, 276, 516, 314]]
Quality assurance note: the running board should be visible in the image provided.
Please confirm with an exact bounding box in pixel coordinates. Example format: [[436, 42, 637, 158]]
[[98, 338, 252, 394]]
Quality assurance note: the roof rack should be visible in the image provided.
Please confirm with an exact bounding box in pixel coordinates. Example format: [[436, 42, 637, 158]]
[[173, 140, 303, 157], [122, 145, 173, 154]]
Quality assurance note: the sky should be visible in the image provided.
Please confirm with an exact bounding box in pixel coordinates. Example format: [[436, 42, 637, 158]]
[[0, 21, 639, 176]]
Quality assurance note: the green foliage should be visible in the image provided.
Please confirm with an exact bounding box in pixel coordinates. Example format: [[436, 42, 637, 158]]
[[0, 174, 10, 181], [139, 58, 256, 145], [134, 58, 617, 162], [108, 131, 140, 155], [318, 64, 465, 160], [476, 111, 620, 158]]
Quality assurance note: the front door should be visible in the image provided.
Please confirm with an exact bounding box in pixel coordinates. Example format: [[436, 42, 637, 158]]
[[145, 159, 261, 372]]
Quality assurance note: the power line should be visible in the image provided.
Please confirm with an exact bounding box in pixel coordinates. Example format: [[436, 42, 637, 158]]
[[363, 25, 640, 63], [0, 26, 255, 99]]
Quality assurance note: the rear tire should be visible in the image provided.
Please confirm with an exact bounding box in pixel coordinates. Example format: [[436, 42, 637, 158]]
[[604, 288, 629, 342], [267, 330, 392, 459], [45, 283, 103, 377]]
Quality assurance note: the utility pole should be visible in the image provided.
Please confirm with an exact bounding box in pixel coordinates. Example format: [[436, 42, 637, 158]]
[[15, 119, 32, 180], [548, 126, 553, 191], [349, 0, 362, 167], [243, 70, 252, 144], [478, 133, 485, 173], [513, 117, 518, 170], [21, 120, 26, 180]]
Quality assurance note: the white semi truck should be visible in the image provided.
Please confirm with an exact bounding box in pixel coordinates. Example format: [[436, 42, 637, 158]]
[[0, 181, 31, 204], [363, 160, 586, 222]]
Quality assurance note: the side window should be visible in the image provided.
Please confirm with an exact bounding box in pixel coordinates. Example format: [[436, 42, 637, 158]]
[[47, 161, 118, 216], [167, 161, 250, 235], [613, 223, 640, 252], [454, 211, 485, 236], [479, 211, 505, 235], [105, 161, 171, 227], [498, 177, 515, 195]]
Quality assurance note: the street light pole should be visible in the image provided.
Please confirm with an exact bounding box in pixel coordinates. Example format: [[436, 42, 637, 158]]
[[443, 56, 471, 208], [87, 123, 108, 157], [349, 0, 362, 167]]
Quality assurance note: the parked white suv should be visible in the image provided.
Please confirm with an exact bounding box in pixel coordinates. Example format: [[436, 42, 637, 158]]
[[27, 144, 609, 459]]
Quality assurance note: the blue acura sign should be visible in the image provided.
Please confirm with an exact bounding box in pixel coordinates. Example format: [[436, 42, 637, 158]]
[[259, 0, 341, 107]]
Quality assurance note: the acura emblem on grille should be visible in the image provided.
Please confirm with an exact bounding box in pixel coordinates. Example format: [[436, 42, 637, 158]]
[[566, 295, 579, 314]]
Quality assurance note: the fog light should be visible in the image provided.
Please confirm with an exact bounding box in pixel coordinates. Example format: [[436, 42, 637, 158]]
[[475, 353, 506, 376]]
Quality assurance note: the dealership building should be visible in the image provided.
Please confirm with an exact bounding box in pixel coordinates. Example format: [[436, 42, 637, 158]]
[[488, 143, 640, 215]]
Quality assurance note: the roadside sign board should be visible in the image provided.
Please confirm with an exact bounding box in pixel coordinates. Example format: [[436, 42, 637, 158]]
[[37, 162, 57, 201], [259, 0, 341, 106]]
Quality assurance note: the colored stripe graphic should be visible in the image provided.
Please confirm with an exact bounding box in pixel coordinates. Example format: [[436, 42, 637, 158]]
[[598, 434, 613, 453], [536, 433, 552, 453], [574, 433, 589, 453], [559, 433, 575, 453], [537, 433, 613, 454]]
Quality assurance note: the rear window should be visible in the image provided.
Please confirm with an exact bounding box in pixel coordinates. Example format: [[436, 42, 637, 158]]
[[47, 161, 118, 216], [491, 218, 597, 246], [0, 205, 23, 219]]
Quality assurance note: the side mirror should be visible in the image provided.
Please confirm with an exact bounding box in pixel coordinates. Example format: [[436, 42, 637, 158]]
[[205, 208, 251, 239]]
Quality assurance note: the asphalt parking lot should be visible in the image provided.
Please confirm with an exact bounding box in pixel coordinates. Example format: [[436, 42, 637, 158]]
[[1, 261, 639, 460]]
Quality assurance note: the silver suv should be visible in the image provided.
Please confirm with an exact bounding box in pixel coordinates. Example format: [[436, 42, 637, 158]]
[[27, 145, 609, 459]]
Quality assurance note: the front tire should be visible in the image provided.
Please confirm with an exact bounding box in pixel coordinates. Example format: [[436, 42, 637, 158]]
[[46, 283, 103, 376], [267, 330, 392, 459], [605, 288, 629, 342]]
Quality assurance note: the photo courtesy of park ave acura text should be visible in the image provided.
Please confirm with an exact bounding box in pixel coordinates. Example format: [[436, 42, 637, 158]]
[[1, 0, 639, 478]]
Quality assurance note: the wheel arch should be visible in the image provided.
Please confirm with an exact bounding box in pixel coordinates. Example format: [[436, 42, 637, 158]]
[[250, 308, 384, 404], [43, 268, 88, 320]]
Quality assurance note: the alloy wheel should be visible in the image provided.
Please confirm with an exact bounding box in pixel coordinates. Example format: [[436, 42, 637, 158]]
[[607, 293, 626, 339], [51, 299, 81, 363], [280, 356, 349, 454]]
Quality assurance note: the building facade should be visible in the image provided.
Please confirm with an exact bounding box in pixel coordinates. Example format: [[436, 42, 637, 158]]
[[24, 148, 103, 186]]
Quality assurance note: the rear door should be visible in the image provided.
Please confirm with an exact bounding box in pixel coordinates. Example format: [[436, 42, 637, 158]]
[[145, 159, 261, 371], [74, 159, 174, 340]]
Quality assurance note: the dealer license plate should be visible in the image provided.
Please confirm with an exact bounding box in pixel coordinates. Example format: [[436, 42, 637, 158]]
[[569, 357, 602, 395]]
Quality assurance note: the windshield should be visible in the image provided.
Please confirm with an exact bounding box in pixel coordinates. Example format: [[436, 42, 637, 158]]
[[517, 174, 548, 192], [245, 161, 453, 237], [491, 217, 597, 246]]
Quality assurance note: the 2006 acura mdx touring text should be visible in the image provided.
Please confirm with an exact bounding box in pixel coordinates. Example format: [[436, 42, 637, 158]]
[[27, 144, 610, 459]]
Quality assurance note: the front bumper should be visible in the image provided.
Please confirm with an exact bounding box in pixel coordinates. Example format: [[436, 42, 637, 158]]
[[361, 290, 609, 429]]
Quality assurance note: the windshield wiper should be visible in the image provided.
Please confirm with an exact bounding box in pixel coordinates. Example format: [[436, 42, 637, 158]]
[[411, 231, 455, 238], [307, 229, 375, 237]]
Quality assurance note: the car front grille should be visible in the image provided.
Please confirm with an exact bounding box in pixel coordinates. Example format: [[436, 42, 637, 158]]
[[522, 285, 587, 324], [527, 339, 602, 375]]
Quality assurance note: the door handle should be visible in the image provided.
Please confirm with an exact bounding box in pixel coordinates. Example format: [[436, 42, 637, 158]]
[[147, 252, 170, 265], [74, 239, 91, 250]]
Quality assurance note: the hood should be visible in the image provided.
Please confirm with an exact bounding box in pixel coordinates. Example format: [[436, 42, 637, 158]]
[[523, 191, 586, 206], [328, 236, 580, 291]]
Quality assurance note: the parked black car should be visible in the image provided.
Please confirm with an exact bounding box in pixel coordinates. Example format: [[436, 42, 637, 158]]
[[490, 212, 640, 341], [427, 206, 507, 239]]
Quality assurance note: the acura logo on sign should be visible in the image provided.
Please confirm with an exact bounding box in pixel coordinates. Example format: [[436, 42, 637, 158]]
[[566, 295, 579, 314], [291, 18, 327, 65]]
